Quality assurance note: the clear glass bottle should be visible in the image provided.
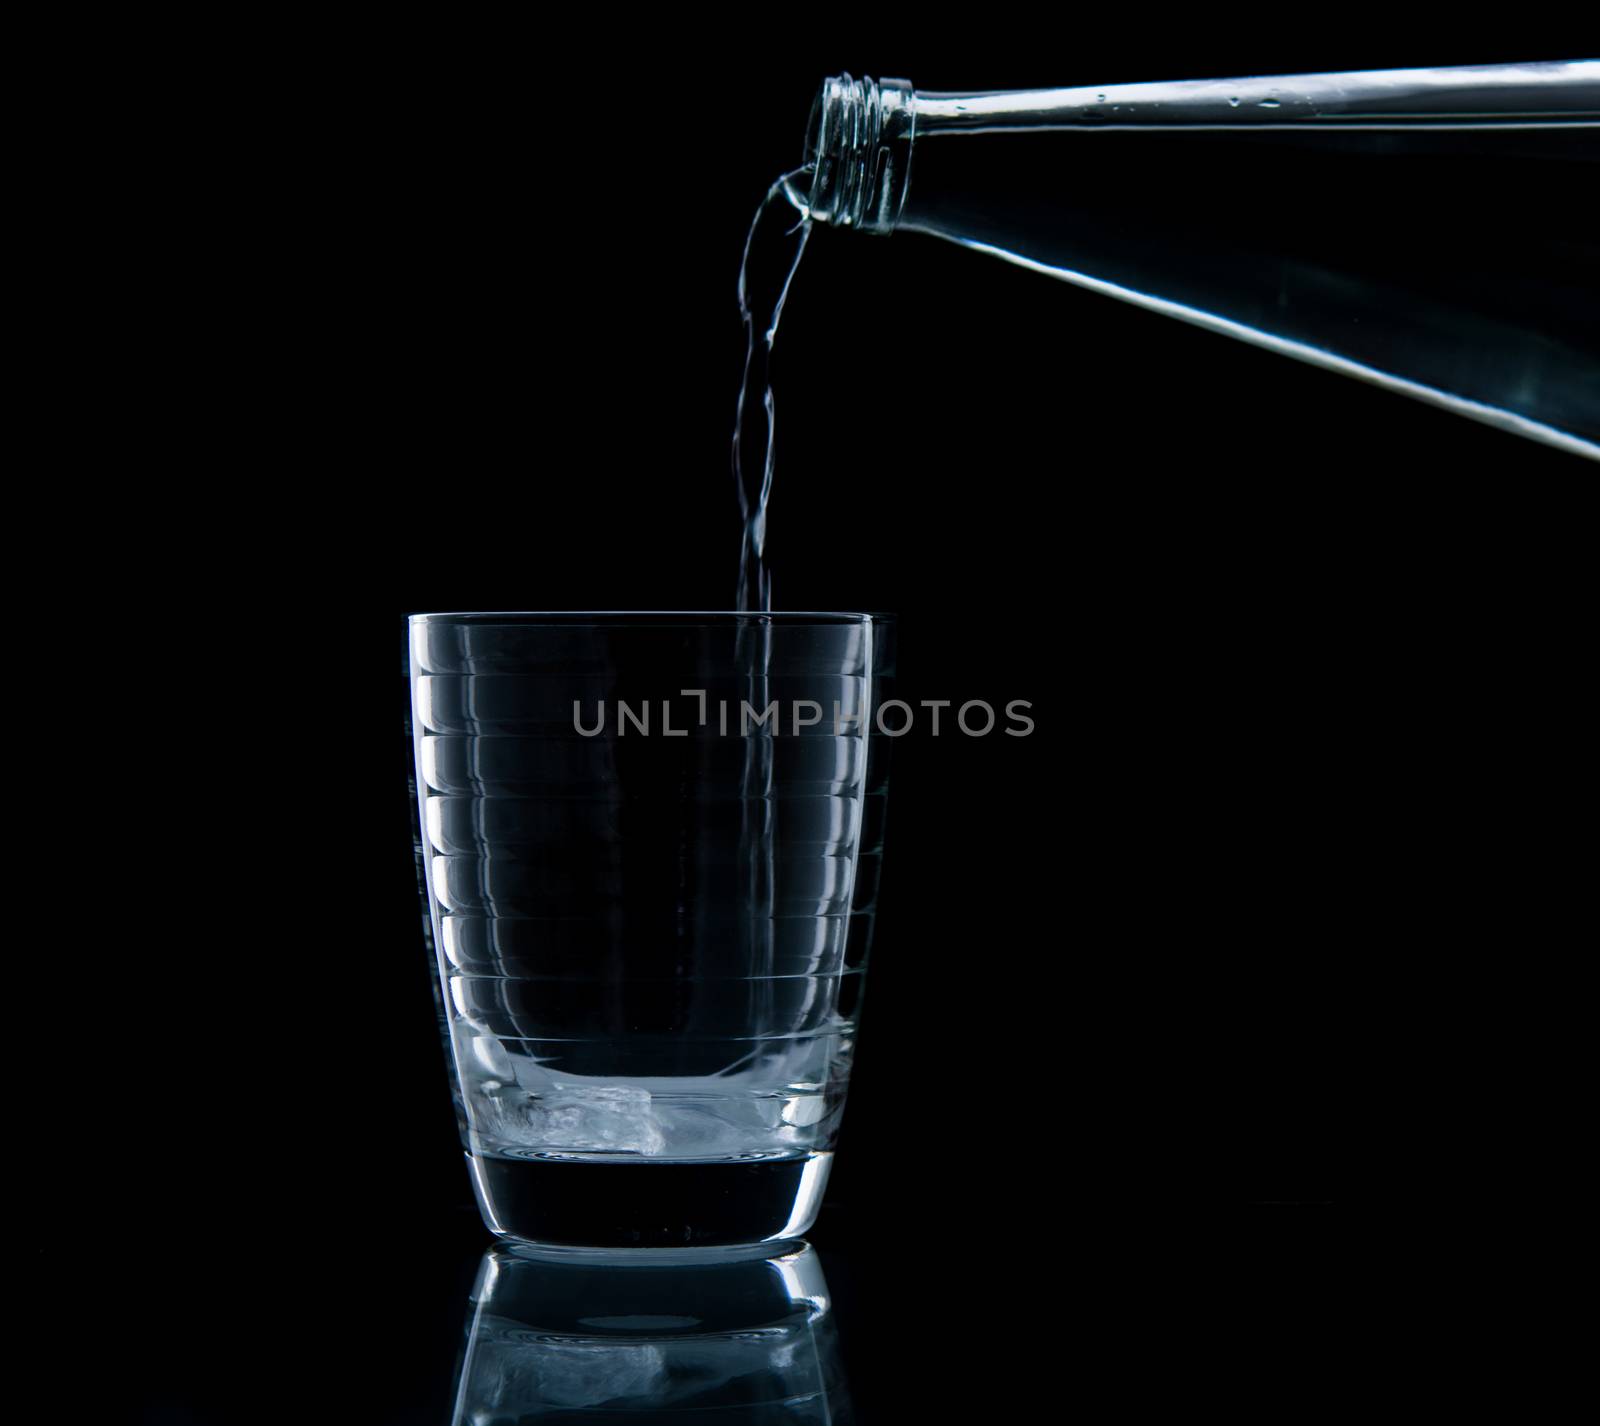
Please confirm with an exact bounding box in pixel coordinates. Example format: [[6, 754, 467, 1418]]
[[799, 62, 1600, 457]]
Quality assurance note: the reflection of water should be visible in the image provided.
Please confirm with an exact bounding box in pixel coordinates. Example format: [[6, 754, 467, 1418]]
[[450, 1239, 852, 1422]]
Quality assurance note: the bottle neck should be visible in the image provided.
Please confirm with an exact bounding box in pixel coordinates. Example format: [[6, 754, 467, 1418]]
[[803, 75, 915, 234], [802, 63, 1600, 233]]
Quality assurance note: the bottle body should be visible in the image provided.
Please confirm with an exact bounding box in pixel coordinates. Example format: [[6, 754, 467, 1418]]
[[802, 65, 1600, 456]]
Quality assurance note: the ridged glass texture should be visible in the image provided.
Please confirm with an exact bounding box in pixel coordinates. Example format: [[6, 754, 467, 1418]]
[[408, 613, 892, 1245]]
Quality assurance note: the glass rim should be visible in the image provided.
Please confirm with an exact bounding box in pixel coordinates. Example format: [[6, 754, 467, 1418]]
[[409, 610, 892, 626]]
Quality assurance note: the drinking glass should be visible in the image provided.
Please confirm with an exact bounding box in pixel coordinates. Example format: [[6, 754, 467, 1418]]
[[408, 612, 892, 1247]]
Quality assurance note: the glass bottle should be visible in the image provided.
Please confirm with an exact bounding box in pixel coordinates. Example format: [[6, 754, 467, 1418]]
[[799, 62, 1600, 457]]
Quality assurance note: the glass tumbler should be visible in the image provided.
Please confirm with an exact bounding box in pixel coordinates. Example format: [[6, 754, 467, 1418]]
[[408, 613, 892, 1247]]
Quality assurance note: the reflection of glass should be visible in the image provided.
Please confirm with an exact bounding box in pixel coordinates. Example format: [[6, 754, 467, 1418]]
[[450, 1240, 852, 1421]]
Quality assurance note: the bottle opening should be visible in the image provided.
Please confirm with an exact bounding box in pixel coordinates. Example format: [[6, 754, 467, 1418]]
[[802, 74, 915, 233]]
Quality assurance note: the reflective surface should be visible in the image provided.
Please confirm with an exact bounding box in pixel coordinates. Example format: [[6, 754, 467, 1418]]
[[89, 1198, 1341, 1422], [450, 1240, 851, 1422]]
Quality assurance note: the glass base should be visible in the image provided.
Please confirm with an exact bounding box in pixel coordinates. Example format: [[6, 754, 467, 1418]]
[[466, 1150, 833, 1250]]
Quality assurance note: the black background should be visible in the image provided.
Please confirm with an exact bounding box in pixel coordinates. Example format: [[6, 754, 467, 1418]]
[[58, 25, 1593, 1423]]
